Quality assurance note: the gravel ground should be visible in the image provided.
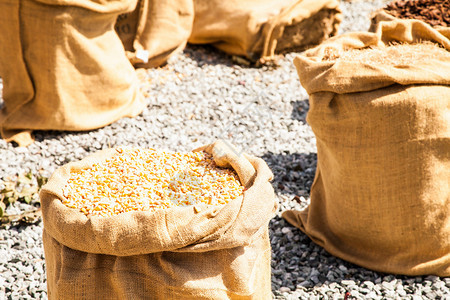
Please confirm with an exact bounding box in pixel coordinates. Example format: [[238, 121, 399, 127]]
[[1, 1, 449, 299]]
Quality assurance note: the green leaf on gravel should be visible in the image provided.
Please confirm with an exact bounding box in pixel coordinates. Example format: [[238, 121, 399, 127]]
[[1, 183, 18, 204], [37, 175, 48, 189], [0, 172, 48, 225], [0, 201, 5, 217], [25, 170, 33, 180]]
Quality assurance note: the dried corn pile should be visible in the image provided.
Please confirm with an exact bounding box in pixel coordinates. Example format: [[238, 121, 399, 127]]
[[62, 147, 243, 217]]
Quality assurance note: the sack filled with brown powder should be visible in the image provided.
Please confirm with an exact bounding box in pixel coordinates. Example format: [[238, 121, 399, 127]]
[[370, 0, 450, 37], [283, 19, 450, 276]]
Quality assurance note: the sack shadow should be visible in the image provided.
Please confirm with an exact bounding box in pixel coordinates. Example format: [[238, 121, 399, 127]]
[[290, 99, 309, 124], [265, 152, 433, 296], [270, 214, 436, 296], [183, 44, 285, 69], [261, 151, 317, 196], [183, 44, 236, 68], [262, 151, 383, 294], [269, 215, 394, 295]]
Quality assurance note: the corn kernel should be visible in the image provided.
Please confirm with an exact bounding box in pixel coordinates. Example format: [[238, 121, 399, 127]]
[[62, 147, 244, 217]]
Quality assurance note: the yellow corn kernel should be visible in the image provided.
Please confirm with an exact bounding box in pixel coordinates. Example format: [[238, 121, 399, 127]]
[[62, 147, 244, 217]]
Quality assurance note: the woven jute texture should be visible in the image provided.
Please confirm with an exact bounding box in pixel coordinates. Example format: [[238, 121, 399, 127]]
[[115, 0, 194, 68], [0, 0, 145, 146], [41, 141, 277, 299], [369, 8, 450, 38], [283, 19, 450, 276], [188, 0, 341, 63]]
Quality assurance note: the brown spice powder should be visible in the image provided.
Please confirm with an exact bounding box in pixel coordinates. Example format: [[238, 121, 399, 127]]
[[322, 42, 450, 65]]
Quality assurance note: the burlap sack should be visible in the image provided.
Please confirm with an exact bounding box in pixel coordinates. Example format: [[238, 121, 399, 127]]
[[115, 0, 194, 68], [0, 0, 145, 147], [283, 20, 450, 276], [369, 8, 450, 38], [188, 0, 341, 64], [40, 140, 277, 299]]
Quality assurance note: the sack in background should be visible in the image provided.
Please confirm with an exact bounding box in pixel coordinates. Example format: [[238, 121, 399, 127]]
[[40, 140, 277, 299], [115, 0, 194, 68], [369, 0, 450, 37], [188, 0, 341, 64], [283, 19, 450, 276], [0, 0, 145, 147]]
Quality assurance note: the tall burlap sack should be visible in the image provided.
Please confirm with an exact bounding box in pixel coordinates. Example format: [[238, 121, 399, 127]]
[[40, 140, 277, 299], [0, 0, 146, 147], [283, 20, 450, 276], [115, 0, 194, 68], [188, 0, 341, 64]]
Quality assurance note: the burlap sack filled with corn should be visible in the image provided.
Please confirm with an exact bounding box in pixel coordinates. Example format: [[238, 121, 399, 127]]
[[0, 0, 145, 147], [283, 20, 450, 276], [40, 141, 277, 299], [188, 0, 341, 64], [115, 0, 194, 68]]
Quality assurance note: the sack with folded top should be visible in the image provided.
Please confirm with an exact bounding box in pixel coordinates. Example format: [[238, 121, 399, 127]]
[[41, 140, 278, 299], [0, 0, 145, 147], [283, 19, 450, 276]]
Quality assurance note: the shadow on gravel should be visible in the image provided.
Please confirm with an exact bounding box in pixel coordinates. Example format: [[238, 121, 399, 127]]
[[270, 213, 442, 297], [32, 130, 72, 143], [261, 150, 389, 295], [262, 148, 389, 296], [261, 151, 317, 196], [270, 215, 395, 295], [183, 44, 285, 70], [183, 44, 236, 67], [266, 152, 440, 297], [290, 99, 309, 124]]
